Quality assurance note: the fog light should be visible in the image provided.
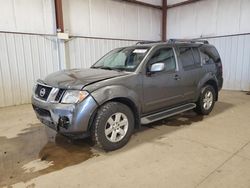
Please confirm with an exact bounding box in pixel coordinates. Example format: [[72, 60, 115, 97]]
[[58, 116, 70, 129]]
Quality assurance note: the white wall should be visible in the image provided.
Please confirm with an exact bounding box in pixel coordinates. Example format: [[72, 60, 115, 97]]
[[0, 0, 162, 107], [207, 35, 250, 91], [137, 0, 162, 6], [0, 33, 60, 107], [62, 0, 162, 41], [0, 0, 59, 107], [0, 0, 55, 35], [167, 0, 250, 91], [168, 0, 186, 5], [167, 0, 250, 39], [67, 38, 137, 69]]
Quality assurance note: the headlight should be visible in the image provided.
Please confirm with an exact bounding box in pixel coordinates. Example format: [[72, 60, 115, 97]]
[[61, 90, 89, 104]]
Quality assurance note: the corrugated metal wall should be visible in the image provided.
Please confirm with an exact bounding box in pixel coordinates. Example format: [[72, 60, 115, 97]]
[[0, 0, 154, 107], [1, 0, 250, 108], [207, 35, 250, 91], [137, 0, 162, 6], [0, 33, 60, 107], [0, 0, 55, 35], [62, 0, 162, 41], [67, 38, 137, 68], [167, 0, 250, 39], [167, 0, 250, 91]]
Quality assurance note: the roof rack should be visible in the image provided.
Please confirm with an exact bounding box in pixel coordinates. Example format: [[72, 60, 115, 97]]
[[136, 41, 162, 45], [168, 39, 209, 44]]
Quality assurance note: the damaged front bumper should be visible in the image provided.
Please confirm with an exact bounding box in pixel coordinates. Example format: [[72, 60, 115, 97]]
[[32, 95, 98, 137]]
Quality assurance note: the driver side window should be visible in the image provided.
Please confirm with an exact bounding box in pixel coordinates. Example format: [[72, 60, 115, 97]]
[[149, 48, 176, 72]]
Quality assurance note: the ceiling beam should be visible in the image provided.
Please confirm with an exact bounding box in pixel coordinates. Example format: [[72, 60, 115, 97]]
[[119, 0, 202, 10], [54, 0, 64, 32], [119, 0, 162, 9], [167, 0, 201, 9]]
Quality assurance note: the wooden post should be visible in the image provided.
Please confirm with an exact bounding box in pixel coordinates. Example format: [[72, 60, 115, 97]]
[[162, 0, 167, 41], [54, 0, 64, 32]]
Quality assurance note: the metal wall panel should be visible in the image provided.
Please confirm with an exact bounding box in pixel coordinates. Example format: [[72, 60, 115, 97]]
[[0, 33, 60, 107], [67, 37, 137, 69], [167, 0, 250, 91], [207, 35, 250, 91], [62, 0, 162, 41], [0, 0, 55, 35], [167, 0, 187, 5], [137, 0, 162, 6], [167, 0, 250, 39]]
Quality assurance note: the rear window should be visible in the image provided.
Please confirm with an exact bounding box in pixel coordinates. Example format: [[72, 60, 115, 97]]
[[179, 47, 201, 70]]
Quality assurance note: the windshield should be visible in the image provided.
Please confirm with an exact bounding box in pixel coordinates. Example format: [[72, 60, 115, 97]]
[[91, 47, 150, 72]]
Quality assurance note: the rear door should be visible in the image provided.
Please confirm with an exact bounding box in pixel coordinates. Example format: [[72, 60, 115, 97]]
[[177, 46, 204, 101]]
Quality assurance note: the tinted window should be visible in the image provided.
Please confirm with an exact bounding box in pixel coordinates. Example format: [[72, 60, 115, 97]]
[[200, 46, 220, 64], [179, 47, 201, 69], [149, 48, 176, 72], [192, 48, 200, 64]]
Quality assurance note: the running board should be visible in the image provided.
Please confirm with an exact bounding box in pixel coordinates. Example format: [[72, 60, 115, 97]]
[[141, 103, 196, 124]]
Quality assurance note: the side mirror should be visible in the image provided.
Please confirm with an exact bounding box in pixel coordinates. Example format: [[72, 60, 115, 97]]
[[149, 62, 165, 73]]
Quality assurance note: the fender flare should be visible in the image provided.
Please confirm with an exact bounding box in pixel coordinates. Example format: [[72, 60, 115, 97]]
[[89, 85, 141, 129], [196, 73, 219, 101]]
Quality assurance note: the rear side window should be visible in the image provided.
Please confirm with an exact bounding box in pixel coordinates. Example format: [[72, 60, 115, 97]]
[[192, 48, 200, 64], [179, 47, 201, 70], [148, 48, 176, 72], [200, 46, 220, 64]]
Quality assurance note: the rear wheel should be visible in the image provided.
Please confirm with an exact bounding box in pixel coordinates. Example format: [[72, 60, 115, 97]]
[[195, 85, 216, 115], [91, 102, 134, 151]]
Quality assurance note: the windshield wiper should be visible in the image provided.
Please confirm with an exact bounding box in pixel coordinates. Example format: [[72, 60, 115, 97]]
[[100, 66, 114, 70], [91, 66, 129, 72], [91, 66, 112, 70], [112, 67, 127, 71], [91, 66, 124, 71]]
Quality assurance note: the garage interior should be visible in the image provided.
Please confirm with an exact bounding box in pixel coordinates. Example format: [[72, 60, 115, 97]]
[[0, 0, 250, 187]]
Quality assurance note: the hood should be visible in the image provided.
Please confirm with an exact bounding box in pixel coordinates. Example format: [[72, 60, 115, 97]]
[[42, 68, 128, 90]]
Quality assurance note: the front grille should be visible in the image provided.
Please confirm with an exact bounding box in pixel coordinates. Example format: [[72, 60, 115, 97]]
[[32, 105, 51, 117], [35, 84, 52, 101], [55, 89, 65, 101]]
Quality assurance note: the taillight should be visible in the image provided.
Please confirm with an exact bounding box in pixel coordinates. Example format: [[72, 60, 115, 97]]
[[217, 62, 223, 75]]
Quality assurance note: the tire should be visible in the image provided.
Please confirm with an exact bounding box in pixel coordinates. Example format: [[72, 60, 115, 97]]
[[91, 102, 134, 151], [195, 85, 216, 115]]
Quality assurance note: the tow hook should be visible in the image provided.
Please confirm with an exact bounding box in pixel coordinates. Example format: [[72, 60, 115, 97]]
[[58, 116, 70, 130]]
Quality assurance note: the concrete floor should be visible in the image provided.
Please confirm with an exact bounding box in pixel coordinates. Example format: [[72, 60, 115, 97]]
[[0, 91, 250, 188]]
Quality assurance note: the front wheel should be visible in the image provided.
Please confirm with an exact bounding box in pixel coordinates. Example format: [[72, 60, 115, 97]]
[[195, 85, 216, 115], [91, 102, 134, 151]]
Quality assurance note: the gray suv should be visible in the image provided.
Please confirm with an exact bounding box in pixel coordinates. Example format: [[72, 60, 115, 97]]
[[32, 39, 223, 151]]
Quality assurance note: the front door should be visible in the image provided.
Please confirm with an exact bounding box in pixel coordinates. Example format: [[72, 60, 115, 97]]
[[142, 47, 184, 114]]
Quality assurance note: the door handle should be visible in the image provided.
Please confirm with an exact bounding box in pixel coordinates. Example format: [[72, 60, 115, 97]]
[[174, 74, 181, 80]]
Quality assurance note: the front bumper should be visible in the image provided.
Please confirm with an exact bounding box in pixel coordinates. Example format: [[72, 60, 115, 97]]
[[32, 95, 98, 136]]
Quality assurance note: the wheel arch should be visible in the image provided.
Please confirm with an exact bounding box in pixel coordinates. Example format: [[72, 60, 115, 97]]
[[197, 73, 219, 101], [88, 85, 141, 130], [203, 79, 218, 101], [108, 97, 140, 129], [87, 97, 140, 131]]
